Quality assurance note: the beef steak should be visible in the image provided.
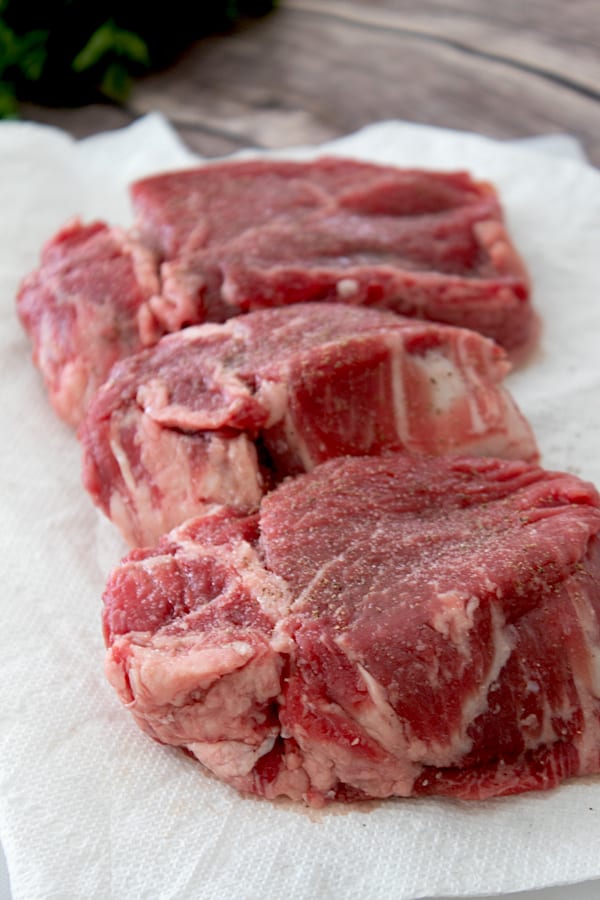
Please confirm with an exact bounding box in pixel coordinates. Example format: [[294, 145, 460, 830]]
[[130, 156, 494, 258], [103, 454, 600, 806], [17, 220, 161, 427], [18, 158, 534, 426], [158, 203, 532, 351], [135, 157, 532, 352], [80, 303, 537, 546]]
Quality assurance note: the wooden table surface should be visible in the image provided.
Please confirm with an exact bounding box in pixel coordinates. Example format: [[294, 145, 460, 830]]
[[22, 0, 600, 164]]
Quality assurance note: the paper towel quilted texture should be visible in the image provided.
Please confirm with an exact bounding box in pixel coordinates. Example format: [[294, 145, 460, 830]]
[[2, 114, 600, 900]]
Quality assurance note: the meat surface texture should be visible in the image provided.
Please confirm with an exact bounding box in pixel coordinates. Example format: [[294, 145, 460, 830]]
[[80, 303, 538, 547], [17, 220, 161, 427], [158, 202, 532, 352], [130, 157, 496, 258], [134, 157, 533, 352], [18, 158, 535, 426], [103, 454, 600, 806]]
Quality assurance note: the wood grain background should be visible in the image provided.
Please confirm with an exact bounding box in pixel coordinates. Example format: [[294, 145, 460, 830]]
[[21, 0, 600, 164]]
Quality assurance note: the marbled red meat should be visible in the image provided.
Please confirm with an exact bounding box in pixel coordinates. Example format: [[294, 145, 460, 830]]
[[17, 220, 161, 426], [18, 158, 535, 426], [103, 455, 600, 806], [158, 203, 532, 351], [130, 156, 494, 258], [80, 303, 537, 546], [135, 158, 532, 352]]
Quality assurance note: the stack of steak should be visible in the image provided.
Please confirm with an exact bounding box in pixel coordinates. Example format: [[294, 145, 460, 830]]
[[18, 158, 533, 427], [18, 155, 600, 807]]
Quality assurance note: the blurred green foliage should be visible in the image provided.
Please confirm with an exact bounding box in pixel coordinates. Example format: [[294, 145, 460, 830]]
[[0, 0, 276, 116]]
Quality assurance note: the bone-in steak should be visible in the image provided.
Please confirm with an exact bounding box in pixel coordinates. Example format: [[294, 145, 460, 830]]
[[103, 454, 600, 806], [80, 303, 537, 546]]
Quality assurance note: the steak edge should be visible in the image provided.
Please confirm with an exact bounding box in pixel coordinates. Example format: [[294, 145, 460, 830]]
[[16, 220, 162, 427]]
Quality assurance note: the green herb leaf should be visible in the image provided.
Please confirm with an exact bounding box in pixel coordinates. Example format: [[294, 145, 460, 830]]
[[100, 60, 131, 102], [0, 80, 18, 117], [15, 29, 48, 81], [72, 19, 149, 73], [0, 1, 275, 116]]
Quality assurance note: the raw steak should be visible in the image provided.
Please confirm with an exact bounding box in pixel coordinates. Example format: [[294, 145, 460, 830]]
[[103, 454, 600, 806], [130, 156, 495, 258], [133, 156, 533, 353], [80, 303, 538, 546], [17, 220, 162, 427], [18, 158, 534, 426], [158, 203, 532, 350]]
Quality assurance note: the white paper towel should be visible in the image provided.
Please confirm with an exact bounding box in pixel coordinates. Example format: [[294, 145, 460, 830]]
[[2, 114, 600, 900]]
